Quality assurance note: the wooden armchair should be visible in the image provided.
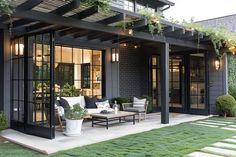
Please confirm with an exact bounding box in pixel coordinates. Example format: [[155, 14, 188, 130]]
[[122, 101, 149, 122]]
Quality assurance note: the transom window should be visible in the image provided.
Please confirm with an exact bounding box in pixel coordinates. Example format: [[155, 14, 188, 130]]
[[124, 0, 134, 12]]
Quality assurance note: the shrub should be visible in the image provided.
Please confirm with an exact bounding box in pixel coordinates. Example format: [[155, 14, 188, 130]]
[[229, 84, 236, 100], [216, 95, 236, 117], [0, 112, 7, 131], [142, 95, 153, 113], [65, 104, 87, 120], [113, 97, 132, 110]]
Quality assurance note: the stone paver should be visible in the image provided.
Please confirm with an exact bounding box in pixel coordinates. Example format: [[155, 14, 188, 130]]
[[212, 142, 236, 149], [202, 147, 236, 156], [190, 123, 219, 128], [188, 152, 223, 157], [224, 138, 236, 143], [229, 125, 236, 128], [196, 121, 226, 126], [222, 127, 236, 131], [204, 120, 233, 124]]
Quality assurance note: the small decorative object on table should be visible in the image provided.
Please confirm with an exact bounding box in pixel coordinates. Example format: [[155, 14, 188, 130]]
[[113, 101, 119, 114]]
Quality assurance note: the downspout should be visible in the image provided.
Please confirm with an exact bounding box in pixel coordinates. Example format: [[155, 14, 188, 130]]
[[161, 5, 171, 12]]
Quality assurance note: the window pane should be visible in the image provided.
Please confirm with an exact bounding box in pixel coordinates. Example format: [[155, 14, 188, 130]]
[[55, 46, 61, 63], [92, 50, 102, 65], [73, 48, 82, 64], [83, 49, 92, 64], [62, 47, 72, 63]]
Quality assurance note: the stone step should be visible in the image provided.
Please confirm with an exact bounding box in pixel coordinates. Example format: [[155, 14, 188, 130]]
[[212, 142, 236, 149], [205, 120, 234, 124], [221, 127, 236, 131], [188, 151, 223, 157], [202, 147, 236, 156], [190, 123, 219, 128], [224, 139, 236, 143], [196, 121, 227, 126]]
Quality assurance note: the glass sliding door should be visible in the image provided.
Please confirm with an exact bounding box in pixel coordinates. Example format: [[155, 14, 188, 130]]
[[11, 31, 55, 139]]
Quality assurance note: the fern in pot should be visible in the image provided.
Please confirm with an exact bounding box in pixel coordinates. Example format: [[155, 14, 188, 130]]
[[64, 104, 87, 136]]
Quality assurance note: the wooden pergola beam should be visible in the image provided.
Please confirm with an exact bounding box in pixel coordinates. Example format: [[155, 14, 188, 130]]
[[71, 6, 98, 20], [98, 13, 125, 25], [13, 9, 211, 50], [25, 0, 81, 32]]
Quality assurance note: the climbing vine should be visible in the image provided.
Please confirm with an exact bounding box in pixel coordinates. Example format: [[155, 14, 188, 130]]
[[0, 0, 14, 16], [138, 8, 163, 34], [182, 21, 236, 56]]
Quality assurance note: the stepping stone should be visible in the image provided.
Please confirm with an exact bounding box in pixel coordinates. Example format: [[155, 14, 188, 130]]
[[190, 123, 219, 128], [197, 121, 226, 126], [205, 120, 234, 124], [188, 151, 223, 157], [221, 127, 236, 131], [202, 147, 236, 156], [212, 142, 236, 149], [229, 125, 236, 128], [224, 139, 236, 143]]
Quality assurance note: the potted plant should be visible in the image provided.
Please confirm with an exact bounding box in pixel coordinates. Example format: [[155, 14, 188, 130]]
[[64, 104, 87, 136]]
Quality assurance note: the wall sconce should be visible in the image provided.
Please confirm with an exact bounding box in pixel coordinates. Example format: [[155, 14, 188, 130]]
[[15, 43, 24, 56], [111, 48, 119, 63], [214, 58, 220, 71]]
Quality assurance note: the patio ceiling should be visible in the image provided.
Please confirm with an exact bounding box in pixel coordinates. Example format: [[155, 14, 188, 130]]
[[0, 0, 212, 50]]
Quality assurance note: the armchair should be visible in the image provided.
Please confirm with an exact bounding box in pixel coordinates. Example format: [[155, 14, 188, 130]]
[[122, 101, 149, 122]]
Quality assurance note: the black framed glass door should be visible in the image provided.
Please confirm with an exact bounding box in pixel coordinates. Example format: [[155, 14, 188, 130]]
[[11, 31, 55, 139], [169, 55, 185, 112], [188, 53, 208, 115]]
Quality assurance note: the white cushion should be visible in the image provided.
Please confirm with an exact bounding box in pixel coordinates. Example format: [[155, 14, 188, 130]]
[[95, 100, 110, 109], [87, 108, 103, 114], [133, 97, 146, 108]]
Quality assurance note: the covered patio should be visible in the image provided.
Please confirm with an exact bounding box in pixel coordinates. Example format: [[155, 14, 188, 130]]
[[0, 0, 221, 140], [0, 113, 210, 154]]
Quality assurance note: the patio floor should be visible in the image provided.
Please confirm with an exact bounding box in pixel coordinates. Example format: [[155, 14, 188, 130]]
[[0, 113, 210, 154]]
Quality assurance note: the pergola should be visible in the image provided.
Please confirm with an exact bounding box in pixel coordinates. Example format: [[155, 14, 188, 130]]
[[0, 0, 214, 124]]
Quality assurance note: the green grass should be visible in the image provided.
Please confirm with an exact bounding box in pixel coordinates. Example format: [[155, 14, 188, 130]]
[[0, 117, 236, 157]]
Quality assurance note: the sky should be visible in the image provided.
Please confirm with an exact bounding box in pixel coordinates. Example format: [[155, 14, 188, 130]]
[[164, 0, 236, 22]]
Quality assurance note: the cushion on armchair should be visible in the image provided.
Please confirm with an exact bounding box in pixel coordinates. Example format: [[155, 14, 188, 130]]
[[133, 97, 146, 108]]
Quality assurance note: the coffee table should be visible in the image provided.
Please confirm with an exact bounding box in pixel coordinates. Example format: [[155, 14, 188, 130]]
[[91, 111, 136, 129]]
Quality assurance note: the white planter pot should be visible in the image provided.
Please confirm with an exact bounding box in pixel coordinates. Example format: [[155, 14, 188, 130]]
[[64, 119, 83, 137]]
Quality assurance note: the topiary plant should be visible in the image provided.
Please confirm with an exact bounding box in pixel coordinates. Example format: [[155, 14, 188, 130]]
[[0, 112, 7, 131], [216, 95, 236, 118]]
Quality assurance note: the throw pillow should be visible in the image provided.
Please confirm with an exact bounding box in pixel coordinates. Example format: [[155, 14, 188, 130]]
[[85, 96, 97, 108], [133, 97, 146, 108], [95, 100, 110, 109], [59, 98, 70, 109]]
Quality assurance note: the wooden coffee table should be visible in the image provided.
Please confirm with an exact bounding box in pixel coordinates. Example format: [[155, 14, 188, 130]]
[[91, 111, 136, 129]]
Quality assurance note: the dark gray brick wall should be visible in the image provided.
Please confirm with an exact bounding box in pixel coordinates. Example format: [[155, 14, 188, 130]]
[[119, 47, 149, 97]]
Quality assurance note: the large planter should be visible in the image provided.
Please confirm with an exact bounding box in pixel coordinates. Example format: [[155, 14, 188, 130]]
[[64, 119, 83, 136]]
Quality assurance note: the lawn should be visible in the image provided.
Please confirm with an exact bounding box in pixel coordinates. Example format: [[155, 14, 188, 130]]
[[0, 117, 236, 157]]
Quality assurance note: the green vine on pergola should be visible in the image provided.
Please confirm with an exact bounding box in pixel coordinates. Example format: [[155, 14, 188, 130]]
[[2, 0, 236, 56], [0, 0, 14, 16]]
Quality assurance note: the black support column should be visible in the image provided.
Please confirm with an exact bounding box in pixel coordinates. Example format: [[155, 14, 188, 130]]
[[0, 29, 4, 111], [160, 42, 169, 124]]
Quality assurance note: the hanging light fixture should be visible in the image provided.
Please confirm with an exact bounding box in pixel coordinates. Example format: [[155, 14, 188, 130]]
[[214, 57, 220, 71]]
